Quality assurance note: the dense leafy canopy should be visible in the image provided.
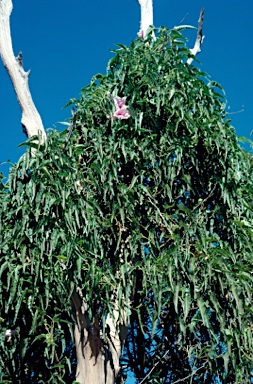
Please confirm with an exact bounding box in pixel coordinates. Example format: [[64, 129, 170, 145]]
[[1, 27, 253, 383]]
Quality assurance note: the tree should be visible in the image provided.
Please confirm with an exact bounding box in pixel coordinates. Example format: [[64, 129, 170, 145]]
[[1, 0, 253, 383]]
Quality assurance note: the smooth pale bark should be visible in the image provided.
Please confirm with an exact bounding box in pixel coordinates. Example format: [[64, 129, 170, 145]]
[[187, 8, 205, 64], [0, 0, 46, 141], [72, 291, 126, 384], [138, 0, 153, 37]]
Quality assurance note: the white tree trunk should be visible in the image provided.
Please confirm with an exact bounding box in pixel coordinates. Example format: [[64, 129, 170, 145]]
[[0, 0, 46, 141]]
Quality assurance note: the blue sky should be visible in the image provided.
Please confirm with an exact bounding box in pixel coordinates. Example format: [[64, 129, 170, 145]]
[[1, 0, 253, 179]]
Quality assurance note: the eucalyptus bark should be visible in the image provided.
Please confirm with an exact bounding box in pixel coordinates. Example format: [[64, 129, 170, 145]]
[[72, 291, 126, 384]]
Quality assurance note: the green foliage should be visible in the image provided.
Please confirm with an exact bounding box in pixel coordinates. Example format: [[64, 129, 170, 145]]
[[1, 27, 253, 382]]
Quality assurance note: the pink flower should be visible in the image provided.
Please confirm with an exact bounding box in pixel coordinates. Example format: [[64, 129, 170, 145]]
[[107, 95, 131, 120], [113, 107, 131, 120], [137, 30, 144, 39], [113, 96, 127, 110]]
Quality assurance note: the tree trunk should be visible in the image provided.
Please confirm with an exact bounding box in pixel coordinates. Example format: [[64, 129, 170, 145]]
[[72, 291, 126, 384], [74, 326, 118, 384]]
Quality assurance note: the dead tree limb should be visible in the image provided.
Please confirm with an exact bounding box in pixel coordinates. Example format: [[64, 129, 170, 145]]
[[187, 8, 205, 64], [0, 0, 46, 141], [137, 0, 154, 38]]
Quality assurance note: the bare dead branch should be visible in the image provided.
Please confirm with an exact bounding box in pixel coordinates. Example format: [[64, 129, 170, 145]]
[[187, 8, 205, 64], [0, 0, 46, 141], [137, 0, 153, 38]]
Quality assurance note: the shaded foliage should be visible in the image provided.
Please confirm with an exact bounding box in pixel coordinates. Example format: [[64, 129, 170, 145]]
[[0, 27, 253, 383]]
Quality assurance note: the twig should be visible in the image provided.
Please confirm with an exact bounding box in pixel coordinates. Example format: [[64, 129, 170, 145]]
[[139, 350, 169, 384], [148, 197, 173, 235], [180, 185, 216, 247], [179, 13, 189, 25], [173, 361, 208, 384], [187, 8, 205, 64], [227, 107, 244, 115], [61, 111, 77, 153]]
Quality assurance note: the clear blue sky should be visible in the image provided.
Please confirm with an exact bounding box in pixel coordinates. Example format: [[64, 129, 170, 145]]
[[1, 0, 253, 178]]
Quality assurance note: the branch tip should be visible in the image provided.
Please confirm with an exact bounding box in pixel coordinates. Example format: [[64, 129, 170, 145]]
[[197, 8, 205, 44], [187, 7, 205, 65]]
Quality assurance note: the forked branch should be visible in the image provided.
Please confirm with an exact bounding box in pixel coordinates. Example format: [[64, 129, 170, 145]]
[[0, 0, 46, 141]]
